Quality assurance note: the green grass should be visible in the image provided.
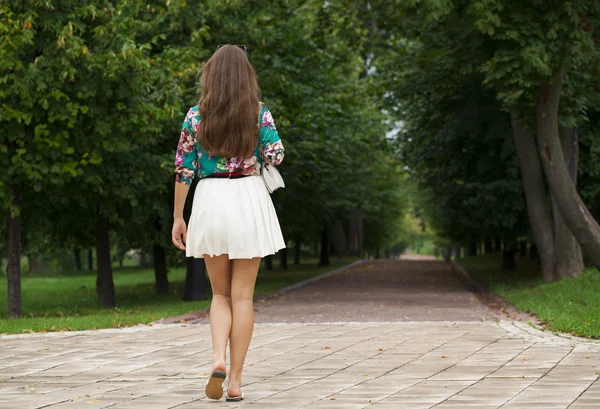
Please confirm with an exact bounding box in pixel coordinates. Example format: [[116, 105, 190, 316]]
[[0, 258, 357, 335], [459, 253, 600, 339]]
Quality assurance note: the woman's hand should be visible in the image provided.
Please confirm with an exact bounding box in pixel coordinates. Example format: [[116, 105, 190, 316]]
[[172, 217, 187, 251]]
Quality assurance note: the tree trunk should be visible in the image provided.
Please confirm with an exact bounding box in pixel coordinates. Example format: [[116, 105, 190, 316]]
[[74, 249, 82, 271], [454, 245, 461, 260], [552, 127, 585, 278], [319, 226, 330, 266], [279, 248, 288, 270], [468, 234, 477, 257], [511, 111, 555, 282], [95, 214, 115, 308], [27, 254, 39, 275], [88, 247, 93, 271], [536, 77, 600, 271], [501, 239, 517, 269], [183, 257, 207, 301], [484, 237, 493, 254], [519, 242, 527, 257], [443, 247, 452, 262], [375, 246, 380, 259], [7, 185, 22, 318], [264, 255, 273, 270], [153, 244, 169, 294], [294, 240, 301, 265], [494, 236, 501, 252], [530, 244, 539, 260]]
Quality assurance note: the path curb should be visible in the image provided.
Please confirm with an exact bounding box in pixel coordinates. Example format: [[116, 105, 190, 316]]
[[450, 260, 542, 326]]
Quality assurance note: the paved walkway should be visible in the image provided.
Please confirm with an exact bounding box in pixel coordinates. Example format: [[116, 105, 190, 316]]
[[253, 260, 513, 323], [1, 260, 599, 409]]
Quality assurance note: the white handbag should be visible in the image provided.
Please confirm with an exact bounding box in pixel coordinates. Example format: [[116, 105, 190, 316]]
[[261, 162, 285, 193]]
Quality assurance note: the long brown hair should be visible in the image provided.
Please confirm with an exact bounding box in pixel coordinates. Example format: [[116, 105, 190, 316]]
[[198, 45, 261, 158]]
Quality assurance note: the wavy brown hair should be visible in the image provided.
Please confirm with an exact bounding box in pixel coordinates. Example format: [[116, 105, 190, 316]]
[[198, 45, 261, 158]]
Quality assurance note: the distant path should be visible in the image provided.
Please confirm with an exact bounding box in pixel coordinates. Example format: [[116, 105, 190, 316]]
[[253, 259, 516, 323], [400, 249, 438, 261]]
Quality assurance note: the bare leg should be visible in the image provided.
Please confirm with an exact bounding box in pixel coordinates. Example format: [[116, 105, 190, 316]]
[[204, 254, 232, 373], [227, 257, 261, 397]]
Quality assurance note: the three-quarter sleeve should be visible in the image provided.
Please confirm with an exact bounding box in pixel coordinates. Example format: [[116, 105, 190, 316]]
[[259, 104, 284, 165], [174, 107, 199, 184]]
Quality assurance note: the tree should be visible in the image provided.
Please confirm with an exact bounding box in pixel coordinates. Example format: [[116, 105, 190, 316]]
[[369, 0, 600, 280], [1, 0, 208, 313]]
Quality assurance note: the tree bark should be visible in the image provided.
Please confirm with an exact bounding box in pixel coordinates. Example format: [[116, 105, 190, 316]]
[[468, 234, 477, 257], [265, 255, 273, 270], [519, 242, 527, 257], [27, 254, 39, 275], [8, 185, 22, 318], [88, 247, 93, 271], [279, 248, 288, 269], [511, 111, 555, 282], [294, 240, 301, 265], [74, 249, 82, 271], [443, 247, 452, 262], [183, 257, 207, 301], [494, 236, 501, 252], [501, 239, 517, 269], [454, 245, 461, 260], [530, 244, 539, 260], [552, 127, 585, 278], [95, 214, 115, 308], [153, 244, 169, 294], [484, 237, 493, 254], [319, 226, 330, 266], [536, 76, 600, 271]]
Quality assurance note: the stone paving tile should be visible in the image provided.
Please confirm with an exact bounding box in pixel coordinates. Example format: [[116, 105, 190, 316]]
[[0, 321, 599, 409]]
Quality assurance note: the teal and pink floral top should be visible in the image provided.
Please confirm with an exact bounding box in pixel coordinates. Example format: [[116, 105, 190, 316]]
[[175, 102, 284, 184]]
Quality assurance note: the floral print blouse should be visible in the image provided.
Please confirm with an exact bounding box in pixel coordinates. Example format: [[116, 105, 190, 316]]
[[175, 102, 284, 184]]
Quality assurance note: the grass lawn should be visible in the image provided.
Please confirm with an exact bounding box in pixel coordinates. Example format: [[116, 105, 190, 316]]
[[0, 257, 357, 335], [459, 253, 600, 339]]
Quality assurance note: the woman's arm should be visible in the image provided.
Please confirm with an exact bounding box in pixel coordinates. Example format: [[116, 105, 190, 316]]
[[259, 104, 285, 165], [172, 107, 198, 250], [172, 181, 190, 250]]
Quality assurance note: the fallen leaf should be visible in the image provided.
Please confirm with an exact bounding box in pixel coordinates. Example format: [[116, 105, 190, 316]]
[[87, 399, 99, 403], [378, 348, 383, 352], [322, 346, 331, 350], [441, 356, 448, 358], [329, 397, 336, 400], [363, 373, 369, 376]]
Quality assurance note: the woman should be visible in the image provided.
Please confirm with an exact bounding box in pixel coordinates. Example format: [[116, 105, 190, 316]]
[[171, 44, 285, 402]]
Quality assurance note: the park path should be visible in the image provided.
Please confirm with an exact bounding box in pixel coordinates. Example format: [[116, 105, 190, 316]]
[[253, 259, 512, 323], [1, 259, 600, 409]]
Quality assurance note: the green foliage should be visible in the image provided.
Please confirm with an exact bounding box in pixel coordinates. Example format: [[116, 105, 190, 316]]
[[1, 0, 409, 294], [368, 2, 526, 244]]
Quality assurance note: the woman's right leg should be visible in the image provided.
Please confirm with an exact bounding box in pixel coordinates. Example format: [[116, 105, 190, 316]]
[[204, 254, 233, 373], [227, 257, 261, 397]]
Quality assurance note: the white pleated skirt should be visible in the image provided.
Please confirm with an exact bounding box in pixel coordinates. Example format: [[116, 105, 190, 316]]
[[186, 175, 285, 259]]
